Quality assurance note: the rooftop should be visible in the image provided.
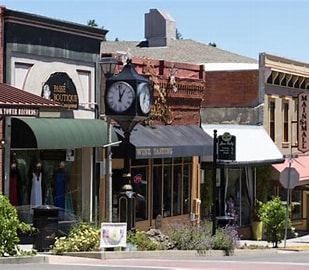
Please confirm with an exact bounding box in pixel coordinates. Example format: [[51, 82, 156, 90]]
[[0, 83, 61, 108]]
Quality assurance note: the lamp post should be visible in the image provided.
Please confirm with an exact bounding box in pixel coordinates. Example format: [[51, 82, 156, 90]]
[[98, 56, 118, 222], [212, 129, 218, 235]]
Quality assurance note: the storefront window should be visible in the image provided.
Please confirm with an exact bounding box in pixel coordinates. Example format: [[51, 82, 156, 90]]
[[279, 187, 302, 220], [183, 162, 191, 214], [226, 168, 250, 226], [291, 190, 302, 220], [173, 164, 182, 216], [125, 157, 193, 221], [131, 167, 148, 221], [10, 150, 82, 224], [163, 161, 172, 217], [152, 165, 162, 218]]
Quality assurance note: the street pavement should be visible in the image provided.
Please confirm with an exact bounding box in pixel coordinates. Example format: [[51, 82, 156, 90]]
[[1, 232, 309, 265]]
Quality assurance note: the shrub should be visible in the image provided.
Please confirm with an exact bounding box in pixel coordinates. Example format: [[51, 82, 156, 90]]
[[127, 230, 162, 251], [259, 196, 296, 248], [167, 221, 212, 251], [167, 221, 239, 255], [212, 225, 240, 255], [52, 220, 240, 255], [0, 193, 34, 257], [52, 222, 100, 254]]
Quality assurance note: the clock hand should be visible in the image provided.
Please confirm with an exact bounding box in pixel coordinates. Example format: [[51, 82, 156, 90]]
[[118, 87, 125, 102]]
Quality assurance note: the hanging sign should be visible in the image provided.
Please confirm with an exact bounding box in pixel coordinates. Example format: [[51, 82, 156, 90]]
[[298, 92, 309, 153], [218, 132, 236, 161]]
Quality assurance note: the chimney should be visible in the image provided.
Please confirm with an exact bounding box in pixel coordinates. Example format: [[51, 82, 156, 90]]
[[145, 9, 176, 47]]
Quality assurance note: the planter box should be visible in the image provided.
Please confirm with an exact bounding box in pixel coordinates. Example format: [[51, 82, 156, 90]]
[[251, 221, 263, 241]]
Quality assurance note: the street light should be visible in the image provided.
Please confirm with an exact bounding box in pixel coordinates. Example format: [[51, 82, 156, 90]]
[[104, 57, 152, 231], [99, 56, 118, 79], [98, 56, 118, 222]]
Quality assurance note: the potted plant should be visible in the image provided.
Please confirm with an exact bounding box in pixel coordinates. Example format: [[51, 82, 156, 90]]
[[251, 166, 272, 240], [251, 200, 263, 240]]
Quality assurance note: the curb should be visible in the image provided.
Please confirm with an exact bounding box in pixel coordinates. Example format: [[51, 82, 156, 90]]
[[0, 255, 49, 264], [63, 250, 225, 259], [0, 247, 306, 264]]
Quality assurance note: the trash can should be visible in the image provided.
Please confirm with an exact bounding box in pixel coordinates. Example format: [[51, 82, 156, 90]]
[[33, 205, 59, 252]]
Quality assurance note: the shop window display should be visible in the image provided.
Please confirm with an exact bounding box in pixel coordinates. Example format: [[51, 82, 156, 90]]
[[30, 160, 43, 208], [11, 150, 80, 224], [225, 168, 250, 226], [129, 157, 192, 221]]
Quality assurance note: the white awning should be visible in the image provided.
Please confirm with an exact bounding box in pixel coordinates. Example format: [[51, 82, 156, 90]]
[[201, 124, 284, 166]]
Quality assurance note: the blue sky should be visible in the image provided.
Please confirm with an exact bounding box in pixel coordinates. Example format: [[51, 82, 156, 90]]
[[1, 0, 308, 62]]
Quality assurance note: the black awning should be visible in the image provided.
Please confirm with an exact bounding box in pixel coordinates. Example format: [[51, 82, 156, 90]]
[[113, 124, 213, 159]]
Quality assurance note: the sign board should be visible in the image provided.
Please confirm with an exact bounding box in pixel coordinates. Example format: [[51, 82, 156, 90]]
[[100, 222, 127, 248], [66, 149, 75, 161], [279, 167, 299, 189], [298, 92, 309, 152], [42, 72, 79, 110], [0, 108, 39, 117], [218, 132, 236, 161]]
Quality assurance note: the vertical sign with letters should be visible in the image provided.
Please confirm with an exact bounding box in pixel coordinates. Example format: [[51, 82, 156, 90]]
[[298, 92, 309, 153]]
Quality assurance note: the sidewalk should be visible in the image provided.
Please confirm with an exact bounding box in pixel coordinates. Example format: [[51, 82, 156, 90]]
[[240, 233, 309, 250], [1, 233, 309, 265]]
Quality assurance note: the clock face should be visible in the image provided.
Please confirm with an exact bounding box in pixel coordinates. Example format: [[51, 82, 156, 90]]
[[138, 83, 151, 114], [106, 81, 135, 113]]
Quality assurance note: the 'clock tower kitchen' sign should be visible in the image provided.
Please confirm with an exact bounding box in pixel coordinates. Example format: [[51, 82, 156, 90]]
[[42, 72, 79, 110], [298, 92, 309, 152]]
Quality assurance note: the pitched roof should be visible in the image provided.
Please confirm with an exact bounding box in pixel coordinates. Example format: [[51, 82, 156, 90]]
[[0, 83, 61, 108], [101, 39, 257, 66]]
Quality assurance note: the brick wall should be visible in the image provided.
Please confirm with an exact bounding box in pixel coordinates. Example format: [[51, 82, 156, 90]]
[[116, 57, 206, 126], [203, 70, 259, 107]]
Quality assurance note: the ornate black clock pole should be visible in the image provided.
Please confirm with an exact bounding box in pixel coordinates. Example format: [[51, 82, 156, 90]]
[[104, 57, 152, 230]]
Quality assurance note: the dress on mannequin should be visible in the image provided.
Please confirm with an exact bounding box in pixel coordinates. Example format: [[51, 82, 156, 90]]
[[30, 162, 42, 207], [54, 161, 65, 210]]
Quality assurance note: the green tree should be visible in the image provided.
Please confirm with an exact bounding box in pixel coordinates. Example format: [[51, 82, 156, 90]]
[[259, 196, 295, 248], [87, 19, 98, 27], [176, 28, 183, 40], [208, 42, 217, 47]]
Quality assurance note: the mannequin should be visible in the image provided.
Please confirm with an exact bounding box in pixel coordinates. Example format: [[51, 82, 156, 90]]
[[30, 160, 43, 207], [54, 161, 66, 210]]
